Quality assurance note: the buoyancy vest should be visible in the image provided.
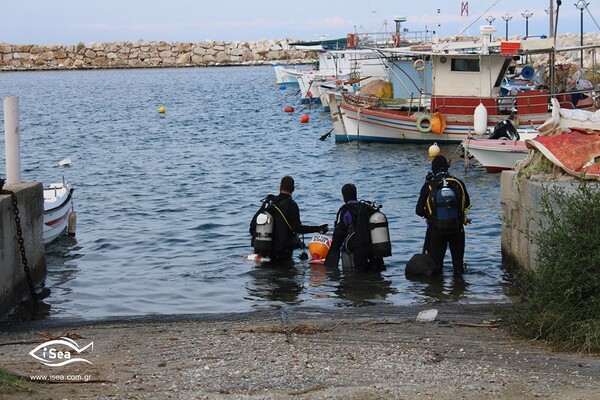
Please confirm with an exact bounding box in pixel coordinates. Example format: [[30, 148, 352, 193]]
[[425, 175, 467, 232]]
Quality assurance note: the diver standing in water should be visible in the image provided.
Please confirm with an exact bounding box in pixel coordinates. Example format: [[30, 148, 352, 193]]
[[415, 155, 471, 274], [325, 183, 390, 272], [250, 175, 328, 263]]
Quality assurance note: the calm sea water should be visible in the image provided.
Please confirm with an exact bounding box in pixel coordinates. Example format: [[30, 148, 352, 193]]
[[0, 66, 513, 321]]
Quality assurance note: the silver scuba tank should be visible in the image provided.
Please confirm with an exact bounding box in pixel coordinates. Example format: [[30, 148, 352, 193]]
[[253, 211, 274, 253], [369, 211, 391, 257]]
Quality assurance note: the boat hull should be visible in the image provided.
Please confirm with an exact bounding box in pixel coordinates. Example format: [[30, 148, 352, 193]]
[[337, 97, 546, 145], [462, 138, 529, 173], [43, 182, 73, 244], [338, 103, 472, 144]]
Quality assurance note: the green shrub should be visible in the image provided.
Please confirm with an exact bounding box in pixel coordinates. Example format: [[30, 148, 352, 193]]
[[503, 183, 600, 353]]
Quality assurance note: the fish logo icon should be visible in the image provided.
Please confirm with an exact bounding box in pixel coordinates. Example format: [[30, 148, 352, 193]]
[[29, 337, 94, 367]]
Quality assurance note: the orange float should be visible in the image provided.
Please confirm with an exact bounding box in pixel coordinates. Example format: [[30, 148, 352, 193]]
[[308, 234, 332, 264], [300, 114, 310, 123], [284, 106, 294, 113]]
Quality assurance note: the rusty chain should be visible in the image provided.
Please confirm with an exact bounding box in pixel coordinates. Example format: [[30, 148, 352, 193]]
[[0, 177, 38, 301]]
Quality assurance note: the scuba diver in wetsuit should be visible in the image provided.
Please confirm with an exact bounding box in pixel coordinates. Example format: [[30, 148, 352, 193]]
[[250, 175, 328, 263], [325, 183, 387, 272]]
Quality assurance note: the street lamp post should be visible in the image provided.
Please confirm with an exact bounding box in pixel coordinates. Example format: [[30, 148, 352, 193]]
[[502, 14, 512, 41], [521, 10, 533, 39], [575, 1, 589, 68], [521, 10, 533, 64], [486, 15, 496, 26]]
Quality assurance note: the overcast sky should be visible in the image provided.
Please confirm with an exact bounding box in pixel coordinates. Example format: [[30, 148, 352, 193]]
[[2, 0, 599, 45]]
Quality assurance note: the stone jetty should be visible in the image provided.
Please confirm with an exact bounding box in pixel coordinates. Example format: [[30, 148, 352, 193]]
[[1, 33, 599, 72], [0, 39, 314, 71]]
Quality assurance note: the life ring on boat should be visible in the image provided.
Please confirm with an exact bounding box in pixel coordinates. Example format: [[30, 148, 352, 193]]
[[414, 59, 426, 71], [416, 114, 432, 133]]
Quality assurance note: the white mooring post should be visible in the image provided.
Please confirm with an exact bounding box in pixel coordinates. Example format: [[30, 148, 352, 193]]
[[4, 96, 21, 184]]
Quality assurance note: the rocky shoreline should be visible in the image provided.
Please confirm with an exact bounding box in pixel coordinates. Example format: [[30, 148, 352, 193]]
[[0, 39, 314, 71]]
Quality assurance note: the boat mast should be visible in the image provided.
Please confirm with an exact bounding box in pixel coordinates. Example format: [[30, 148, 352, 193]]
[[548, 0, 555, 37]]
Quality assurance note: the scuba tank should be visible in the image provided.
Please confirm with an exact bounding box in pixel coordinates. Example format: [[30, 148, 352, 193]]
[[369, 209, 392, 257], [253, 210, 274, 253]]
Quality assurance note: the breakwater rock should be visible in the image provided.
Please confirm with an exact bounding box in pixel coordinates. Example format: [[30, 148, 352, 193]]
[[1, 33, 599, 71], [0, 39, 314, 71]]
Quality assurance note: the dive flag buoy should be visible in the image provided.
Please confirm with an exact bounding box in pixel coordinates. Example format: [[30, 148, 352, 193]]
[[284, 106, 295, 113], [308, 234, 331, 264], [300, 114, 310, 123]]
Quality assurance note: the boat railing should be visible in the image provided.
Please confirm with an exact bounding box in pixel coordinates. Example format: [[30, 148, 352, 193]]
[[349, 30, 431, 48], [423, 87, 598, 116]]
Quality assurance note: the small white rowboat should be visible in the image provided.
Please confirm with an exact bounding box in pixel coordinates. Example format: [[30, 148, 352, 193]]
[[43, 181, 74, 244]]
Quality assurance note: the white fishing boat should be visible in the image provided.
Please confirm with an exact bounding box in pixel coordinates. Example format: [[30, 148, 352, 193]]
[[43, 180, 74, 244], [273, 63, 313, 86], [332, 25, 599, 144], [461, 117, 538, 172], [462, 136, 530, 173], [295, 48, 391, 105]]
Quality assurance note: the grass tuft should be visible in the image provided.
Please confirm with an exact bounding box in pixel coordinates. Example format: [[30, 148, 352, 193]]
[[0, 368, 37, 395]]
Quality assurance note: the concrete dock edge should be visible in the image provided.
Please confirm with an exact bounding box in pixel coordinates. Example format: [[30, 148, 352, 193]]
[[0, 182, 45, 316]]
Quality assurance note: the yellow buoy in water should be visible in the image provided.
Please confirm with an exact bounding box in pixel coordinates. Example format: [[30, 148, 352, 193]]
[[428, 142, 440, 158], [158, 106, 166, 113]]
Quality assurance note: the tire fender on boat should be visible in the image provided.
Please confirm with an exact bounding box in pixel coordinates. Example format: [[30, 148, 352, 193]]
[[416, 114, 432, 133], [413, 59, 426, 71]]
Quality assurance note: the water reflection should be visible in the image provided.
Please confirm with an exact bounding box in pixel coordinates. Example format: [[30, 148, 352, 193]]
[[45, 235, 83, 290], [407, 273, 469, 303], [245, 258, 399, 308], [246, 261, 305, 305], [334, 268, 397, 306]]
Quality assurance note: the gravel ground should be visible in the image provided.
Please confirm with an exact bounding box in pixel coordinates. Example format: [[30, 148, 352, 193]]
[[1, 304, 599, 399]]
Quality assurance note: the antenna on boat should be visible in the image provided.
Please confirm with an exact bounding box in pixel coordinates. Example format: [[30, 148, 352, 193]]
[[460, 1, 470, 35], [393, 16, 407, 46]]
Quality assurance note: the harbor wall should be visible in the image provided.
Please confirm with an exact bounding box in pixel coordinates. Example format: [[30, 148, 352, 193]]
[[0, 39, 314, 71], [500, 171, 599, 271], [0, 182, 45, 317]]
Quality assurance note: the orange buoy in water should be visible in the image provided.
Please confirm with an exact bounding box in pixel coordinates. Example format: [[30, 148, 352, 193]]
[[284, 106, 294, 113], [300, 114, 310, 123], [308, 234, 332, 264]]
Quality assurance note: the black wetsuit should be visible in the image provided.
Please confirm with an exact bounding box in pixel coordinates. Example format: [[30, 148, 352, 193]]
[[325, 201, 384, 272], [268, 193, 321, 262], [415, 173, 471, 274]]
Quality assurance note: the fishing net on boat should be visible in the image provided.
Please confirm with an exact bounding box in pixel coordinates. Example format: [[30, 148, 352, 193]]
[[357, 79, 393, 99]]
